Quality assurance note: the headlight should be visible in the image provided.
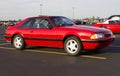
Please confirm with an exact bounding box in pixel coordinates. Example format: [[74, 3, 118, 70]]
[[90, 33, 105, 39]]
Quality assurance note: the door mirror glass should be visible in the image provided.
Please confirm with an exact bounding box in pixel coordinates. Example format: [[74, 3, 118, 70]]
[[48, 24, 53, 29]]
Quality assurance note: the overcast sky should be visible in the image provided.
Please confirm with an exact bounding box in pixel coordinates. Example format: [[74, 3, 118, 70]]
[[0, 0, 120, 20]]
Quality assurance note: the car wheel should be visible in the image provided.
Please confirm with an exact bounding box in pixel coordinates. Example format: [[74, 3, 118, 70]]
[[13, 35, 26, 50], [64, 36, 83, 56]]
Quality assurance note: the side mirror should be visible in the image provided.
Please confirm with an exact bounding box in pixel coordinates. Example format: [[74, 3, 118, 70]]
[[48, 24, 53, 29]]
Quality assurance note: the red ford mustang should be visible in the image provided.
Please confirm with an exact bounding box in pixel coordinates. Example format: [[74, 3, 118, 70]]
[[5, 16, 115, 56]]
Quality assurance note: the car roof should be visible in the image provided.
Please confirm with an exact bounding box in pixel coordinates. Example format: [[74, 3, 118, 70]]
[[28, 16, 65, 19], [108, 15, 120, 19]]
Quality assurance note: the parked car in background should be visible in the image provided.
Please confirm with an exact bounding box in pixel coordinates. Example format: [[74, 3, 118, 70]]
[[73, 20, 87, 25], [0, 20, 18, 26], [5, 16, 115, 56], [93, 15, 120, 33]]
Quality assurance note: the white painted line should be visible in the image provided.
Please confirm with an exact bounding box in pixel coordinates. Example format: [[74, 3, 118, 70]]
[[0, 43, 11, 45], [0, 46, 15, 50], [25, 50, 107, 60], [0, 46, 107, 60], [25, 49, 67, 55], [81, 55, 107, 60]]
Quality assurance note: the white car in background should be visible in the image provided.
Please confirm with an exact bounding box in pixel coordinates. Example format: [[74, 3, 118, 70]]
[[104, 15, 120, 24]]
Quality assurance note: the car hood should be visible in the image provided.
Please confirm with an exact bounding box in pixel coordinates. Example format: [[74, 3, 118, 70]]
[[62, 25, 110, 33]]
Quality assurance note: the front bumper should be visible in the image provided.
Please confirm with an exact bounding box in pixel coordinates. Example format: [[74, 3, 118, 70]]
[[81, 36, 115, 50]]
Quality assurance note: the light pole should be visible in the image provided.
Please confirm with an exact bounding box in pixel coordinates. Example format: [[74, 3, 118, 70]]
[[40, 4, 43, 16]]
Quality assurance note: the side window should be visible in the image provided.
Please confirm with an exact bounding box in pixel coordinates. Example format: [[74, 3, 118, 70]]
[[19, 19, 34, 28], [109, 20, 119, 24], [109, 21, 115, 24], [52, 18, 63, 26], [32, 18, 50, 28]]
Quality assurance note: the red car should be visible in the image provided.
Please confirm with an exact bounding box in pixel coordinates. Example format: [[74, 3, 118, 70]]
[[93, 20, 120, 33], [5, 16, 115, 56]]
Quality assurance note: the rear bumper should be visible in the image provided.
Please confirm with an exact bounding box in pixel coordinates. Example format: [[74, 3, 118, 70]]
[[81, 37, 115, 50]]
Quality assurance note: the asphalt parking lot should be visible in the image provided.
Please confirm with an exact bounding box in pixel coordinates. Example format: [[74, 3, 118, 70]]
[[0, 26, 120, 76]]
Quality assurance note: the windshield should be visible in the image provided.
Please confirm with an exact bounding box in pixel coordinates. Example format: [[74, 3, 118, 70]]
[[51, 17, 75, 26]]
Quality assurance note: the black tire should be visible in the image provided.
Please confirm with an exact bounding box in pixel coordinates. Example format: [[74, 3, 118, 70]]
[[13, 35, 26, 50], [64, 36, 83, 56]]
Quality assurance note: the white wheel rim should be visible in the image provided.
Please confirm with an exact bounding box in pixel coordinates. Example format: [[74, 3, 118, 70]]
[[66, 39, 78, 54], [14, 37, 22, 48]]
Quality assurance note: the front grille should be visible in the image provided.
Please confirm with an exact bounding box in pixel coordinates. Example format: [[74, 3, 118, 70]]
[[105, 34, 111, 37]]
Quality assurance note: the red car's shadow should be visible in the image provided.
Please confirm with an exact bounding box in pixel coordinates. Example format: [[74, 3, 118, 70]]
[[25, 45, 120, 56]]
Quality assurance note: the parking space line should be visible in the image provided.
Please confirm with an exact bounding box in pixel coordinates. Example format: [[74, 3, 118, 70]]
[[26, 50, 107, 60], [0, 46, 107, 60], [0, 43, 10, 45], [81, 55, 107, 60], [0, 46, 15, 50], [25, 49, 67, 55]]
